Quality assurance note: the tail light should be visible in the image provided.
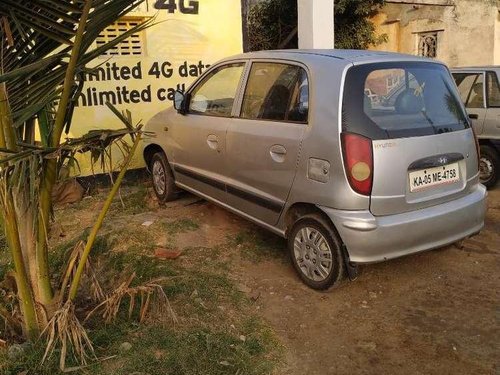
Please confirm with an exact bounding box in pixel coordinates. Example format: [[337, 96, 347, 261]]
[[341, 132, 373, 196]]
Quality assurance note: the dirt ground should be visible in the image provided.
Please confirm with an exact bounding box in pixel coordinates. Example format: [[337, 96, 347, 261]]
[[49, 183, 499, 375], [143, 187, 500, 375]]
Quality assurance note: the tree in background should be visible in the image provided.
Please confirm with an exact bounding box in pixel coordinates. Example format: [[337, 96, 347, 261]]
[[334, 0, 386, 49], [247, 0, 298, 51], [247, 0, 386, 51]]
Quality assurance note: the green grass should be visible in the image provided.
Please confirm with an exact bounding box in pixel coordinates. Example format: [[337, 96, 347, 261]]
[[0, 343, 60, 375], [232, 229, 287, 263], [0, 187, 283, 375], [94, 324, 279, 375], [161, 218, 200, 235], [101, 250, 177, 285], [106, 225, 157, 253], [109, 185, 151, 216], [1, 259, 277, 375]]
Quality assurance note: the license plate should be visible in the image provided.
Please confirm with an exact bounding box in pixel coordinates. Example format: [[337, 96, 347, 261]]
[[409, 163, 460, 192]]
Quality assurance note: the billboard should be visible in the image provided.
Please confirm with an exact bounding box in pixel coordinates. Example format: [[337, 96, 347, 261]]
[[71, 0, 243, 175]]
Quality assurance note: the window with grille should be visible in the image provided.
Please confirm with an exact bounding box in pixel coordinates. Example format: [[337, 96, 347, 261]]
[[418, 32, 438, 58], [96, 19, 145, 56]]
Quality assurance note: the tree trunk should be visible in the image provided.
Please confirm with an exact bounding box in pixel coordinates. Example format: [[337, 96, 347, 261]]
[[3, 195, 39, 339], [0, 83, 39, 338], [36, 170, 55, 307]]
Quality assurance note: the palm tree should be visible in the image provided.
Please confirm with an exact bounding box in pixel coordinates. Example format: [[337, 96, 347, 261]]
[[0, 0, 151, 343]]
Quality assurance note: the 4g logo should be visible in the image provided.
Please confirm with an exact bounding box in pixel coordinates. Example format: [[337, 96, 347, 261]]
[[154, 0, 199, 14]]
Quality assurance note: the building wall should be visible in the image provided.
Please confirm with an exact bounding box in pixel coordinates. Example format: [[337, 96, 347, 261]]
[[370, 0, 499, 68], [495, 8, 500, 64], [69, 0, 243, 175]]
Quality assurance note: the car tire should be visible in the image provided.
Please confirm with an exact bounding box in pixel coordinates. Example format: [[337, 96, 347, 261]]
[[150, 152, 177, 204], [479, 145, 499, 189], [288, 214, 345, 290]]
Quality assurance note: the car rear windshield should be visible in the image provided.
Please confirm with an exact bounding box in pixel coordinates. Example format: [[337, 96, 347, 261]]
[[342, 62, 469, 140]]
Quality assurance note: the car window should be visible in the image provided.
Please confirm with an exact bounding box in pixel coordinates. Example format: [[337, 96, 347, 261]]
[[240, 62, 309, 123], [487, 71, 500, 107], [343, 62, 469, 140], [189, 63, 244, 117], [466, 74, 484, 108], [452, 73, 481, 105]]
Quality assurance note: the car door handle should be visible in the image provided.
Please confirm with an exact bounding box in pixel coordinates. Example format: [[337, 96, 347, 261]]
[[270, 144, 287, 162], [207, 134, 219, 151], [468, 113, 479, 120]]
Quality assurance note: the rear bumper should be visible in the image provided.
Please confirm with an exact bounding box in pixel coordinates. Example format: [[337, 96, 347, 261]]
[[320, 184, 488, 263]]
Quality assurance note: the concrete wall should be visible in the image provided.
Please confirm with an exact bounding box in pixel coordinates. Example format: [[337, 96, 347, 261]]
[[370, 0, 499, 67], [297, 0, 334, 48], [495, 8, 500, 64]]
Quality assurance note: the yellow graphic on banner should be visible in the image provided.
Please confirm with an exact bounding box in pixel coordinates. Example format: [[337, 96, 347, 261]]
[[70, 0, 243, 176]]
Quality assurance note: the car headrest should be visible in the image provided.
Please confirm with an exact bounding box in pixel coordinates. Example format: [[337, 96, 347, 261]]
[[395, 89, 424, 115], [472, 82, 483, 95], [260, 84, 291, 120]]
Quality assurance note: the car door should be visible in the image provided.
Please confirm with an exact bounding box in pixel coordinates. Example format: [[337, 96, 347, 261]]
[[172, 61, 246, 202], [483, 70, 500, 139], [452, 71, 487, 134], [224, 61, 309, 225]]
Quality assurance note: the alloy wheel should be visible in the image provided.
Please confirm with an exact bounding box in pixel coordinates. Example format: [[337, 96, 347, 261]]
[[479, 156, 494, 184], [152, 160, 166, 195], [293, 226, 334, 282]]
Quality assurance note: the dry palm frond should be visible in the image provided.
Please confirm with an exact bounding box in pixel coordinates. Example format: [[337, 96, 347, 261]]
[[58, 240, 105, 306], [86, 273, 177, 325], [42, 300, 95, 372], [85, 260, 105, 304]]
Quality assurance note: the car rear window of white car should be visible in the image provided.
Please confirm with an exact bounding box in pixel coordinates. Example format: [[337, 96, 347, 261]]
[[453, 72, 485, 108], [486, 71, 500, 107], [343, 62, 469, 140]]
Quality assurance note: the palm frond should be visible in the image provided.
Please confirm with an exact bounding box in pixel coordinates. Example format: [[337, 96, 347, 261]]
[[42, 301, 96, 372], [85, 273, 177, 325]]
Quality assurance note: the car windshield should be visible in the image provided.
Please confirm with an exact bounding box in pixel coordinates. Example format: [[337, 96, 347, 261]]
[[343, 62, 469, 140]]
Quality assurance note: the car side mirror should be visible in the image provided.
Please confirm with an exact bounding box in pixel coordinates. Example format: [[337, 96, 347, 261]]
[[174, 90, 188, 115]]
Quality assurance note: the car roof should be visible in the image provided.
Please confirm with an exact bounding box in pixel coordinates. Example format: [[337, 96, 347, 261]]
[[222, 49, 441, 66]]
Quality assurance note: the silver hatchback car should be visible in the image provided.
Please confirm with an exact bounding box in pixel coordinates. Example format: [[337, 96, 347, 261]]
[[143, 50, 487, 290]]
